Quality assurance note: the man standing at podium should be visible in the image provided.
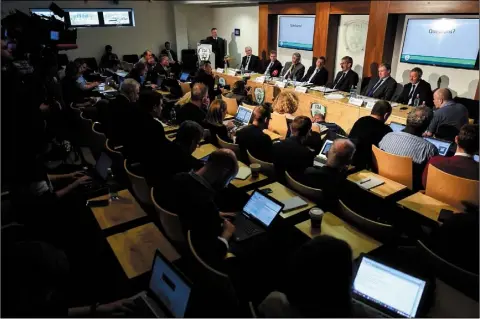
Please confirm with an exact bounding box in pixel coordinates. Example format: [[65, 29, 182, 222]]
[[206, 28, 227, 69]]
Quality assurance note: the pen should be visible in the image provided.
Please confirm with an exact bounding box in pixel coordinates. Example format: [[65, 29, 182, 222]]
[[359, 179, 371, 184]]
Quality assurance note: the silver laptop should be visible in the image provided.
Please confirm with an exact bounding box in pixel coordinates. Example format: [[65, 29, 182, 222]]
[[352, 255, 429, 318], [230, 105, 253, 129], [389, 122, 406, 132], [313, 139, 333, 167], [133, 250, 192, 318], [424, 137, 452, 156]]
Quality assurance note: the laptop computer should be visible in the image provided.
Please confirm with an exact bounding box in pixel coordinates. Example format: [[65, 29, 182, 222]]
[[179, 72, 189, 82], [313, 139, 333, 167], [82, 152, 112, 193], [424, 137, 452, 156], [352, 255, 429, 318], [234, 190, 284, 242], [230, 105, 253, 129], [132, 249, 192, 318], [389, 122, 406, 132]]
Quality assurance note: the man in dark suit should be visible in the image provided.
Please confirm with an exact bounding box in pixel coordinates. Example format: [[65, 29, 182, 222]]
[[272, 116, 316, 183], [236, 106, 273, 163], [177, 82, 208, 125], [301, 56, 328, 86], [361, 63, 397, 101], [397, 67, 433, 107], [263, 50, 283, 77], [155, 55, 171, 78], [206, 28, 227, 69], [241, 46, 261, 73], [281, 52, 305, 80], [191, 61, 221, 102], [329, 56, 359, 92], [160, 41, 180, 76]]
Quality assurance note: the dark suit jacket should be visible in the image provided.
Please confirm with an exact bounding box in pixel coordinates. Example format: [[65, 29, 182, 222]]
[[160, 49, 178, 63], [422, 155, 479, 188], [177, 102, 206, 125], [361, 76, 397, 101], [263, 60, 283, 77], [241, 55, 261, 73], [206, 36, 227, 68], [330, 70, 359, 92], [301, 165, 347, 211], [236, 124, 273, 163], [397, 79, 433, 107], [272, 136, 315, 183], [301, 66, 328, 86], [192, 69, 220, 101], [281, 62, 305, 80]]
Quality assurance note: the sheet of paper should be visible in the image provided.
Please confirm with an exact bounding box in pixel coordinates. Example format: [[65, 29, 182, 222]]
[[356, 176, 385, 190], [348, 97, 364, 106], [235, 166, 251, 180], [295, 86, 308, 93], [282, 196, 309, 212], [325, 93, 345, 100]]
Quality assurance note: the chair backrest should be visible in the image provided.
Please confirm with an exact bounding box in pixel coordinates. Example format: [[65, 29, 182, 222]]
[[90, 122, 107, 159], [372, 145, 413, 190], [122, 54, 139, 64], [79, 112, 94, 146], [435, 124, 459, 142], [217, 134, 240, 158], [151, 188, 186, 244], [425, 164, 479, 209], [180, 82, 191, 96], [221, 94, 239, 116], [247, 150, 275, 178], [285, 171, 323, 201], [69, 102, 81, 117], [338, 199, 394, 238], [187, 230, 228, 277], [123, 160, 152, 205], [268, 112, 289, 138]]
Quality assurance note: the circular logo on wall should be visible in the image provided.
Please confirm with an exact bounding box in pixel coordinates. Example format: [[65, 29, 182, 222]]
[[405, 55, 410, 61], [344, 20, 368, 53]]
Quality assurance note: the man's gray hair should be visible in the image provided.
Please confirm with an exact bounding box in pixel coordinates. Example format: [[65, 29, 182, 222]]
[[293, 52, 301, 60], [245, 46, 252, 51], [407, 106, 430, 129], [120, 78, 140, 101], [327, 139, 356, 168]]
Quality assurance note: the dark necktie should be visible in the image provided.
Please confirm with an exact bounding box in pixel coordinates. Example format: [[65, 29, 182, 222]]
[[367, 79, 383, 97], [333, 72, 346, 89], [408, 84, 417, 99]]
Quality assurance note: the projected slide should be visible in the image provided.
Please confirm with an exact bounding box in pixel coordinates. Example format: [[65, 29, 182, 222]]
[[69, 11, 100, 26], [31, 9, 64, 22], [278, 15, 315, 51], [401, 18, 479, 69], [103, 11, 130, 25]]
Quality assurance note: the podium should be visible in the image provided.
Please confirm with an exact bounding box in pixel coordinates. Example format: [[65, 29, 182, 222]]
[[197, 43, 216, 69]]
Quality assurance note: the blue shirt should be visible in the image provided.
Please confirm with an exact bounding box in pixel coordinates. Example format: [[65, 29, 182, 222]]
[[76, 75, 87, 90]]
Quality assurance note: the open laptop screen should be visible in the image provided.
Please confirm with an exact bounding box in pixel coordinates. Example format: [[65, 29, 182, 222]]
[[149, 254, 191, 318], [353, 256, 426, 318], [243, 191, 283, 227], [389, 122, 406, 132], [424, 137, 451, 156], [95, 152, 112, 180], [179, 72, 189, 81], [320, 140, 333, 157], [235, 106, 253, 124]]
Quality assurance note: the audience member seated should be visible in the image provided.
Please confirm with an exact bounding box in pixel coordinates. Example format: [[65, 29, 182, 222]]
[[155, 54, 171, 78], [281, 52, 305, 80], [203, 99, 233, 146], [259, 235, 360, 317], [177, 83, 208, 125], [160, 41, 178, 65], [62, 61, 97, 110], [329, 56, 359, 92], [379, 106, 438, 189], [396, 67, 433, 107], [311, 112, 347, 140], [147, 121, 204, 190], [236, 106, 272, 163], [160, 149, 239, 270], [139, 50, 154, 69], [125, 61, 148, 87], [263, 50, 282, 77], [241, 46, 261, 73], [99, 45, 119, 69], [272, 116, 315, 183], [424, 88, 469, 139], [224, 80, 250, 106], [349, 101, 393, 169], [302, 139, 356, 210], [361, 63, 397, 101], [272, 91, 298, 121], [422, 124, 479, 188], [301, 56, 328, 86], [192, 61, 221, 102], [73, 58, 100, 92]]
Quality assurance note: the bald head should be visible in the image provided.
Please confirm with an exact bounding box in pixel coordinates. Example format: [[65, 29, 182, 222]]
[[326, 139, 356, 169], [201, 149, 239, 189], [433, 88, 453, 109], [252, 106, 271, 128]]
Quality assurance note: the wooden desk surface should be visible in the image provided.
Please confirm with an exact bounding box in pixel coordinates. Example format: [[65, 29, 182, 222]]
[[192, 143, 218, 159], [250, 182, 315, 218], [164, 124, 179, 133], [397, 192, 460, 222], [262, 129, 283, 141], [348, 170, 407, 199], [295, 213, 382, 259], [107, 222, 180, 279], [90, 189, 147, 230]]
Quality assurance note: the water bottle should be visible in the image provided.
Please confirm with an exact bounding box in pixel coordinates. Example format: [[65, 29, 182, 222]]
[[240, 65, 245, 76], [414, 94, 420, 107], [293, 75, 297, 87], [224, 61, 228, 73], [106, 168, 118, 201], [350, 85, 357, 98], [170, 107, 177, 124]]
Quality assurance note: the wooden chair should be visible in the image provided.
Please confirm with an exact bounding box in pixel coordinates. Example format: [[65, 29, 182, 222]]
[[79, 112, 94, 146], [90, 122, 107, 159], [338, 199, 393, 239], [217, 134, 240, 158], [247, 150, 275, 178], [151, 188, 185, 244], [242, 102, 257, 111], [248, 301, 258, 318], [285, 171, 323, 201], [425, 164, 479, 209], [268, 112, 289, 138], [372, 145, 413, 190], [123, 160, 152, 205], [180, 82, 191, 96], [221, 94, 238, 116]]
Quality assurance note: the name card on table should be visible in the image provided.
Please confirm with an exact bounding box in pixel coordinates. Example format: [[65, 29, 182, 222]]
[[227, 70, 237, 76], [295, 86, 308, 93], [348, 97, 364, 106], [216, 68, 224, 73], [366, 101, 376, 109], [255, 76, 266, 83], [276, 81, 286, 88]]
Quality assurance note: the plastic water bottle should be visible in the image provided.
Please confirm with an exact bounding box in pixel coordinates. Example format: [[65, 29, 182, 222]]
[[224, 61, 228, 73], [106, 168, 118, 201], [170, 107, 177, 124], [350, 85, 357, 98], [414, 94, 420, 107], [240, 65, 245, 76], [293, 75, 297, 87]]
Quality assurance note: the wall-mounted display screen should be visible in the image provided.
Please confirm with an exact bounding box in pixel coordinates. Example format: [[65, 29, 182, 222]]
[[278, 15, 315, 51]]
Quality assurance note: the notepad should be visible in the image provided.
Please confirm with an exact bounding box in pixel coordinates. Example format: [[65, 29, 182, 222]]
[[281, 196, 309, 212], [235, 167, 251, 180], [355, 176, 385, 190]]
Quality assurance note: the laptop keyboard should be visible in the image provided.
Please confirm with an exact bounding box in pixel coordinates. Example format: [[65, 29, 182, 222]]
[[352, 299, 391, 318], [237, 216, 260, 235]]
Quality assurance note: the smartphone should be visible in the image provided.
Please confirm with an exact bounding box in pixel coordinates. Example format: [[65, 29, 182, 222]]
[[261, 188, 273, 194], [438, 209, 454, 222], [86, 199, 110, 207]]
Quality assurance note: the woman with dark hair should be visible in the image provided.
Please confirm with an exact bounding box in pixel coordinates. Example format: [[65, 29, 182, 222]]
[[202, 99, 233, 146], [259, 235, 355, 317], [126, 61, 147, 86], [224, 80, 249, 106]]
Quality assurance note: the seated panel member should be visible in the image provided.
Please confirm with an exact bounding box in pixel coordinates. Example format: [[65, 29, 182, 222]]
[[263, 50, 283, 77], [241, 46, 261, 73], [301, 56, 328, 86], [329, 56, 359, 92], [361, 63, 397, 101], [396, 67, 433, 107], [281, 52, 305, 80]]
